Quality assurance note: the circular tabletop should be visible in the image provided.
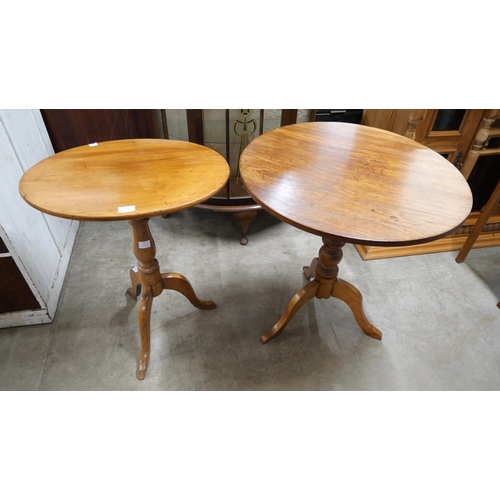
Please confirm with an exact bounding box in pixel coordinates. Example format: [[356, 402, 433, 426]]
[[19, 139, 230, 221], [239, 122, 473, 246]]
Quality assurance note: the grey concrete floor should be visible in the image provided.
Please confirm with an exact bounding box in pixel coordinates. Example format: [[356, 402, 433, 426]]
[[1, 208, 499, 390]]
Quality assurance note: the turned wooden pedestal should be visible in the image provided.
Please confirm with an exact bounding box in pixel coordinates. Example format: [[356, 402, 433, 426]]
[[126, 219, 216, 379], [260, 238, 382, 344]]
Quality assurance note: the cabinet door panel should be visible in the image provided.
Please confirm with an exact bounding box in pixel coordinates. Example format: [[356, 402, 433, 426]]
[[0, 121, 60, 302]]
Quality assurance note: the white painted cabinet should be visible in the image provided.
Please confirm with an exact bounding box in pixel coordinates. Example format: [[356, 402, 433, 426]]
[[0, 109, 79, 327]]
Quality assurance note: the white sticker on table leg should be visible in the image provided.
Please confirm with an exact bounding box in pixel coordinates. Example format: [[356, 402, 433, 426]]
[[138, 240, 151, 249], [118, 205, 136, 213], [132, 266, 138, 273]]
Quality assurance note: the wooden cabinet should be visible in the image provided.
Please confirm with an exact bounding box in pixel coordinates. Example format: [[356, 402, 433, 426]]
[[0, 110, 79, 327], [358, 109, 500, 259], [40, 109, 158, 152]]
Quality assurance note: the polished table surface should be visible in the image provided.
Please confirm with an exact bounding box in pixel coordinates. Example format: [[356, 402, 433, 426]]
[[240, 122, 473, 343], [19, 139, 230, 379], [240, 122, 472, 246], [19, 138, 230, 221]]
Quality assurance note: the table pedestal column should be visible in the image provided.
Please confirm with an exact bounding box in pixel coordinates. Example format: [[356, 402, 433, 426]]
[[260, 237, 382, 344], [126, 218, 216, 380]]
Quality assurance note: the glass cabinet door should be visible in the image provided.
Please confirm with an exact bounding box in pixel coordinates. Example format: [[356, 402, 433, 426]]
[[415, 109, 484, 164], [432, 109, 467, 131]]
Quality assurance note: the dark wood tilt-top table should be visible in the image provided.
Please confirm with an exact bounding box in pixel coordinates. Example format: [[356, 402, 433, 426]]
[[240, 122, 473, 344], [19, 139, 229, 380]]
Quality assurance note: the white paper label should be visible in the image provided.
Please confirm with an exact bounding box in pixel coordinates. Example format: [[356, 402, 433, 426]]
[[138, 240, 151, 249], [118, 205, 136, 213], [132, 266, 138, 273], [88, 142, 98, 147]]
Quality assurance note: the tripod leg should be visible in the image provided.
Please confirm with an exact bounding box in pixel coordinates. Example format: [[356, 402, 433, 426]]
[[260, 280, 319, 344], [161, 272, 216, 310], [331, 278, 382, 340], [137, 287, 153, 380]]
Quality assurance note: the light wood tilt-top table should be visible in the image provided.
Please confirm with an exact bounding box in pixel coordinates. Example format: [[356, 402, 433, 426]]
[[19, 139, 229, 380], [240, 122, 473, 344]]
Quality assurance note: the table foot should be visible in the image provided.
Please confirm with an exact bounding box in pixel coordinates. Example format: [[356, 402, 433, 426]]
[[302, 258, 318, 280], [161, 272, 217, 310], [137, 287, 153, 380], [260, 281, 319, 344], [331, 278, 382, 340], [126, 266, 141, 299]]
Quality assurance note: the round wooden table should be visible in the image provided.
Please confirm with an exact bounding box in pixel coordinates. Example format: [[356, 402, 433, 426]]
[[19, 138, 229, 379], [239, 122, 473, 344]]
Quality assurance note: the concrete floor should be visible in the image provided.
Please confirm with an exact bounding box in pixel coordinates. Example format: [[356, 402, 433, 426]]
[[1, 208, 499, 390]]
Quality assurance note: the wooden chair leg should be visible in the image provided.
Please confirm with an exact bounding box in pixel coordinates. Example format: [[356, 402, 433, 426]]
[[456, 179, 500, 263]]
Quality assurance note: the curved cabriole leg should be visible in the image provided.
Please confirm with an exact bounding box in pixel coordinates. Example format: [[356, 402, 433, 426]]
[[137, 287, 153, 380], [260, 280, 319, 344], [161, 272, 217, 310], [331, 278, 382, 340], [126, 266, 141, 299], [302, 257, 318, 280]]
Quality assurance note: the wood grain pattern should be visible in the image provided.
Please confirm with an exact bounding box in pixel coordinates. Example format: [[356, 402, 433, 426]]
[[239, 122, 472, 246], [19, 139, 230, 221]]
